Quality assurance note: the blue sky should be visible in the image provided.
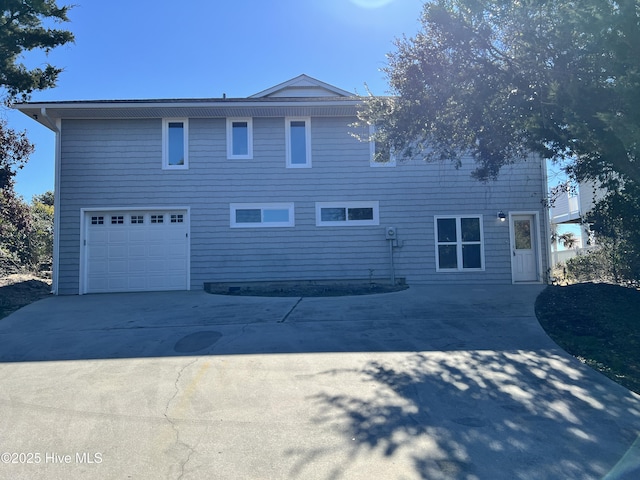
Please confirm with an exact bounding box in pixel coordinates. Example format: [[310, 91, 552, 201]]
[[5, 0, 425, 200]]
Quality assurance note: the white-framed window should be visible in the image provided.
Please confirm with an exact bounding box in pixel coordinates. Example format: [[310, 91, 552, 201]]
[[435, 215, 485, 271], [230, 203, 295, 228], [285, 117, 311, 168], [369, 125, 396, 167], [162, 118, 188, 169], [316, 201, 380, 227], [227, 118, 253, 159]]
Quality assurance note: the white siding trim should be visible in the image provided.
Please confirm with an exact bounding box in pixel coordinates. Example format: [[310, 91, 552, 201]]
[[52, 117, 62, 294]]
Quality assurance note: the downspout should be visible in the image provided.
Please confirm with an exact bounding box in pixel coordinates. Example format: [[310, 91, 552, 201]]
[[40, 108, 61, 295], [541, 157, 552, 283]]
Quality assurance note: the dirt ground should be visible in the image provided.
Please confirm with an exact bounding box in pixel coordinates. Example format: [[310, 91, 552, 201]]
[[206, 282, 409, 297], [0, 274, 52, 320]]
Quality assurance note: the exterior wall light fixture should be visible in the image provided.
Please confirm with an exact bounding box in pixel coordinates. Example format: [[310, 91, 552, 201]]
[[497, 211, 506, 222]]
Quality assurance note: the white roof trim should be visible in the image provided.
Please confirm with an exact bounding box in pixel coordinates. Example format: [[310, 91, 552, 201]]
[[249, 74, 354, 98]]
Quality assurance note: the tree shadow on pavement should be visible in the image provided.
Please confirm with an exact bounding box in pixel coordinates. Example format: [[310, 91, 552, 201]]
[[288, 350, 640, 480]]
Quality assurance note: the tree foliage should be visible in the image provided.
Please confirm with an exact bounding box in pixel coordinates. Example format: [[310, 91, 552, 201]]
[[359, 0, 640, 186], [0, 0, 74, 103], [0, 118, 33, 223], [583, 183, 640, 282], [0, 189, 53, 272]]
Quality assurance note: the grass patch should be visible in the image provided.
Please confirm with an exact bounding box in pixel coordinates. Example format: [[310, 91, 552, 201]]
[[535, 282, 640, 394]]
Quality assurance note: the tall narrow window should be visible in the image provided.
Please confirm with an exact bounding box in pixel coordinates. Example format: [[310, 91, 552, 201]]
[[227, 118, 253, 159], [435, 216, 484, 271], [286, 117, 311, 167], [163, 119, 188, 169], [369, 125, 396, 167]]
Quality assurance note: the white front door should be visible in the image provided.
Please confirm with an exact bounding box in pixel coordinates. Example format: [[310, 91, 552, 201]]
[[511, 214, 539, 282]]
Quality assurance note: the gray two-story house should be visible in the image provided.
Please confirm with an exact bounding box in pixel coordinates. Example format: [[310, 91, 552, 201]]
[[17, 75, 549, 295]]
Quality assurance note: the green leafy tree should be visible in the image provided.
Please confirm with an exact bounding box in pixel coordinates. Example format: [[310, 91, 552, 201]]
[[1, 0, 74, 104], [0, 1, 72, 273], [359, 0, 640, 187], [0, 120, 34, 269], [29, 190, 54, 269], [583, 183, 640, 282]]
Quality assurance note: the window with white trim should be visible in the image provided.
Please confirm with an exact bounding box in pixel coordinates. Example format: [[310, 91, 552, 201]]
[[227, 118, 253, 159], [230, 203, 295, 228], [369, 125, 396, 167], [316, 202, 379, 226], [162, 118, 188, 169], [286, 117, 311, 168], [435, 216, 484, 271]]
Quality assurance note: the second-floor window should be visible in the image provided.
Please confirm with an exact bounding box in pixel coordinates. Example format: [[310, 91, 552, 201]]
[[286, 117, 311, 168], [163, 119, 188, 169], [369, 125, 396, 167], [227, 118, 253, 159]]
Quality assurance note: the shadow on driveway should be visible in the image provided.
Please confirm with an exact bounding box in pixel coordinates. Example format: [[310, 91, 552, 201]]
[[0, 285, 638, 479]]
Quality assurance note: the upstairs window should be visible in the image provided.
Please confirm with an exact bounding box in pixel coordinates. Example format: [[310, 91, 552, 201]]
[[286, 117, 311, 168], [163, 119, 188, 169], [369, 125, 396, 167], [435, 216, 484, 271], [227, 118, 253, 159]]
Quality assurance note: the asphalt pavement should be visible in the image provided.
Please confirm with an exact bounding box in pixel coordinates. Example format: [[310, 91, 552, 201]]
[[0, 285, 638, 480]]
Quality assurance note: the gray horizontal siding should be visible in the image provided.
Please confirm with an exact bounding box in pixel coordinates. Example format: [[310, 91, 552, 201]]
[[57, 116, 548, 294]]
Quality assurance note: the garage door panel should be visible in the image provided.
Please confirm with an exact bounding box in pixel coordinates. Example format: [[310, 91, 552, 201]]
[[128, 231, 148, 243], [85, 210, 189, 293], [128, 246, 146, 258], [128, 259, 146, 272], [127, 276, 147, 290], [88, 277, 108, 291], [91, 231, 109, 244], [90, 246, 107, 260], [167, 258, 187, 271], [108, 260, 127, 274], [147, 260, 166, 274], [90, 260, 107, 275], [108, 230, 128, 243], [166, 276, 187, 288]]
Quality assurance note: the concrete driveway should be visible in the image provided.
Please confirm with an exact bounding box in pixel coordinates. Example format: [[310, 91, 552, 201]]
[[0, 285, 638, 480]]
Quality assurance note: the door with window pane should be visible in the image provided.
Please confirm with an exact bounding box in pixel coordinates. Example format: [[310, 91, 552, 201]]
[[511, 214, 538, 282]]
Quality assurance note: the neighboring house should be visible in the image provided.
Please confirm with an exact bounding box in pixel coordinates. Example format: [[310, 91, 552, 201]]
[[550, 180, 605, 267], [16, 75, 549, 295]]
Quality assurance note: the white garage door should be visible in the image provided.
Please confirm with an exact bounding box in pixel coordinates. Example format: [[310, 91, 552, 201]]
[[84, 210, 189, 293]]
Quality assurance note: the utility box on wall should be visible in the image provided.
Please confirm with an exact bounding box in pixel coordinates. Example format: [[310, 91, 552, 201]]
[[385, 227, 397, 240]]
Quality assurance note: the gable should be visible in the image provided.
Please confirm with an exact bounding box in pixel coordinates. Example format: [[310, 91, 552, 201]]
[[250, 74, 354, 98]]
